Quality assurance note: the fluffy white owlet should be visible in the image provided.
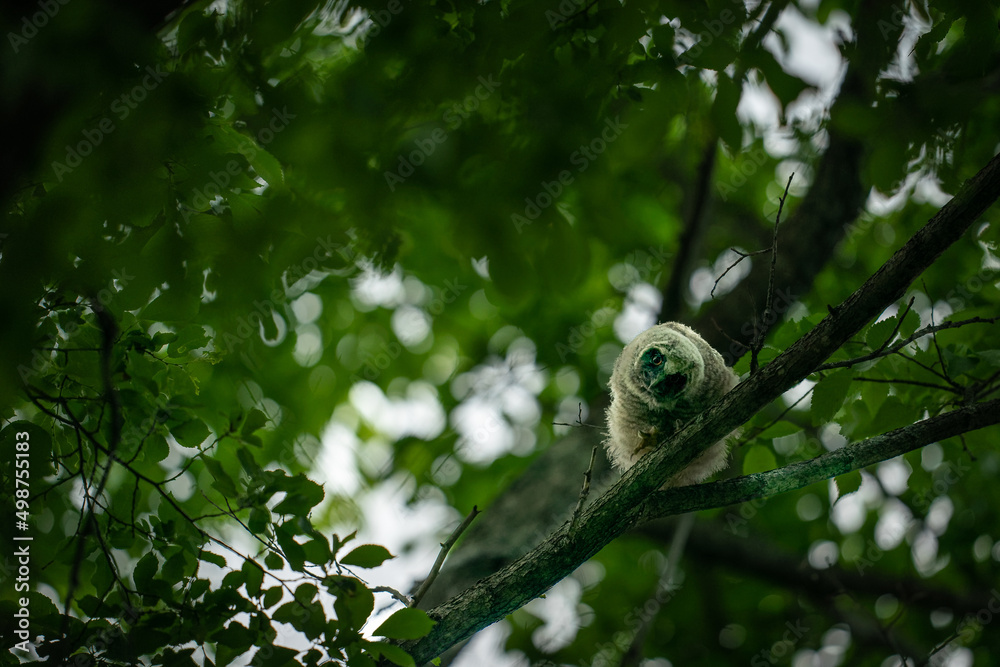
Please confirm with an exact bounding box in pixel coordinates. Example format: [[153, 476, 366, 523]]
[[605, 322, 740, 487]]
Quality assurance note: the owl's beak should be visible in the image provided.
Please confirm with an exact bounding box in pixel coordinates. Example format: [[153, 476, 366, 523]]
[[651, 372, 687, 398]]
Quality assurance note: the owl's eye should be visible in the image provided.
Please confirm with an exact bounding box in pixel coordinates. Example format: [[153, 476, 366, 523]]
[[646, 349, 663, 366]]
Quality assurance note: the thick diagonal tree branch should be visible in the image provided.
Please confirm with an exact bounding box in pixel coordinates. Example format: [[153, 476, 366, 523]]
[[421, 45, 873, 631], [397, 150, 1000, 665]]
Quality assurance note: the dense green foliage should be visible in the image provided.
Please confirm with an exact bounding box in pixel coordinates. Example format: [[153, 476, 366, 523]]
[[1, 0, 999, 665]]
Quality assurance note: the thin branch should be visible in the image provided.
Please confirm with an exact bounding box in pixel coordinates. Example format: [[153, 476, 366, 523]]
[[374, 586, 414, 607], [710, 250, 760, 299], [751, 172, 794, 373], [852, 377, 958, 393], [569, 445, 599, 534], [638, 398, 1000, 522], [877, 297, 915, 353], [63, 305, 123, 624], [412, 506, 481, 608], [815, 315, 999, 371]]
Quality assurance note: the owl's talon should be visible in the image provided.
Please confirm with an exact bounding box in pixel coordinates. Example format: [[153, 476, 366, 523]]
[[633, 429, 657, 455]]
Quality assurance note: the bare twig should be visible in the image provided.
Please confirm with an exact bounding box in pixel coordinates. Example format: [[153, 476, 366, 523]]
[[710, 248, 766, 299], [63, 304, 124, 629], [569, 445, 599, 534], [816, 315, 999, 371], [553, 402, 600, 429], [751, 172, 794, 373], [411, 506, 481, 608], [374, 586, 414, 607]]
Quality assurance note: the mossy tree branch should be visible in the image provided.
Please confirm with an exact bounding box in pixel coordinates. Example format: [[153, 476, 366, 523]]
[[397, 150, 1000, 665], [638, 398, 1000, 522]]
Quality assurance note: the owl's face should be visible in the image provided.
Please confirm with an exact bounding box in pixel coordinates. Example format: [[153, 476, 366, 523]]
[[627, 330, 705, 409]]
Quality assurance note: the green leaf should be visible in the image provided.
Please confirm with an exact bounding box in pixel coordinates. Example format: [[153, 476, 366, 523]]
[[163, 550, 190, 584], [241, 408, 269, 436], [166, 324, 211, 357], [871, 396, 920, 433], [201, 550, 227, 568], [978, 349, 1000, 367], [248, 507, 271, 534], [942, 346, 977, 377], [203, 457, 239, 497], [758, 420, 803, 439], [172, 419, 210, 448], [264, 551, 284, 570], [237, 446, 263, 477], [213, 124, 284, 188], [272, 476, 325, 515], [811, 370, 854, 425], [211, 622, 255, 654], [275, 524, 307, 571], [133, 552, 159, 590], [294, 583, 318, 604], [252, 646, 299, 667], [835, 470, 863, 500], [866, 316, 898, 350], [710, 74, 743, 151], [141, 288, 200, 321], [367, 642, 416, 667], [897, 306, 920, 338], [142, 434, 170, 464], [340, 544, 394, 568], [0, 420, 54, 477], [240, 560, 264, 597], [742, 444, 777, 475], [302, 537, 332, 565], [373, 608, 436, 640], [262, 586, 284, 609], [330, 575, 375, 631]]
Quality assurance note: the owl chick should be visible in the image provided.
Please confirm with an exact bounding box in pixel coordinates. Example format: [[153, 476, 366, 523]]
[[605, 322, 739, 487]]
